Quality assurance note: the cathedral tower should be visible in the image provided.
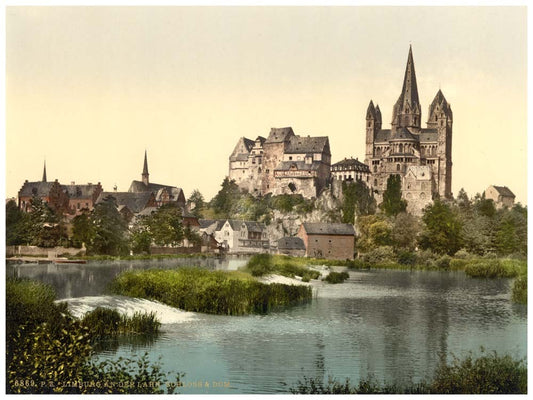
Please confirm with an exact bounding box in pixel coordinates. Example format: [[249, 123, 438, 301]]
[[142, 150, 149, 186]]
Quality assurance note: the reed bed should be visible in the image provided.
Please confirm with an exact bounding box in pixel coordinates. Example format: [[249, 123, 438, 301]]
[[109, 267, 312, 315], [81, 307, 161, 337]]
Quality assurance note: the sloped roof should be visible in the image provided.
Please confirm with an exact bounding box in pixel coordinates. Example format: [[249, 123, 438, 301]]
[[278, 236, 305, 250], [275, 161, 321, 172], [302, 222, 355, 236], [375, 129, 392, 142], [61, 183, 100, 199], [286, 136, 330, 155], [19, 181, 57, 197], [492, 186, 515, 198], [96, 191, 154, 214], [331, 158, 370, 172], [242, 221, 265, 233], [390, 127, 418, 141], [419, 129, 438, 142], [265, 127, 294, 143], [405, 165, 432, 181], [129, 181, 184, 200], [229, 137, 255, 162]]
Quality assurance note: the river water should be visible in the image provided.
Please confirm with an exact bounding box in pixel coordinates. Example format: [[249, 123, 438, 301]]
[[7, 258, 527, 394]]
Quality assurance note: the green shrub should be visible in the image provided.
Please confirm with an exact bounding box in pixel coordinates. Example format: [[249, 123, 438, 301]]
[[415, 249, 439, 268], [323, 271, 350, 284], [362, 246, 395, 264], [464, 259, 521, 278], [397, 251, 417, 266], [436, 255, 452, 270], [454, 249, 474, 259], [109, 268, 312, 315], [432, 351, 527, 394], [81, 307, 161, 338], [246, 254, 274, 276], [512, 274, 527, 304]]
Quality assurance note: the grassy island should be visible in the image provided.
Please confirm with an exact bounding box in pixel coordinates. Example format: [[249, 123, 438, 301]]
[[109, 267, 312, 315]]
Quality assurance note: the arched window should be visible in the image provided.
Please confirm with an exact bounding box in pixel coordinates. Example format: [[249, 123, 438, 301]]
[[396, 164, 401, 171], [399, 144, 403, 153], [373, 165, 377, 173], [374, 179, 378, 187]]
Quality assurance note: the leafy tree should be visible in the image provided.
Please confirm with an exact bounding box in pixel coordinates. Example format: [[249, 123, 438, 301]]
[[147, 204, 184, 246], [391, 212, 420, 251], [20, 197, 68, 247], [495, 204, 527, 256], [341, 181, 376, 224], [6, 199, 26, 245], [188, 189, 205, 218], [455, 188, 472, 212], [356, 214, 393, 253], [71, 209, 96, 248], [210, 177, 243, 218], [129, 217, 153, 254], [419, 199, 463, 255], [90, 195, 128, 255], [381, 175, 407, 216]]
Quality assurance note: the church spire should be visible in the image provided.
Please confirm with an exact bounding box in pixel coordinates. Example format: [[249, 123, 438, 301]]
[[42, 160, 47, 182], [392, 45, 422, 131], [142, 150, 149, 186]]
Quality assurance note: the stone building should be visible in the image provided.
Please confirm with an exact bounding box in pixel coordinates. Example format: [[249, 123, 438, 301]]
[[484, 185, 516, 209], [229, 127, 331, 198], [129, 151, 186, 208], [277, 236, 306, 257], [297, 222, 355, 260], [61, 182, 103, 215], [331, 157, 371, 184], [199, 219, 269, 254], [364, 46, 453, 206], [18, 163, 69, 214]]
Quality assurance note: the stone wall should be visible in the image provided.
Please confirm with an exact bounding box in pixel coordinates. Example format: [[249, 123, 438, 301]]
[[6, 245, 86, 258]]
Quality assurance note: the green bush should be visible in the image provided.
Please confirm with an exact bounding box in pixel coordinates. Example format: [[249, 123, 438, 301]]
[[436, 255, 452, 270], [397, 251, 417, 266], [245, 254, 321, 281], [323, 271, 350, 284], [246, 254, 274, 276], [109, 268, 312, 315], [464, 259, 522, 278], [81, 307, 161, 338], [512, 274, 527, 304], [291, 351, 527, 394], [6, 278, 180, 394], [362, 246, 395, 264]]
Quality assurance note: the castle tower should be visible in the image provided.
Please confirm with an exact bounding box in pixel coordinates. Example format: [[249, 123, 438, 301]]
[[142, 150, 149, 186], [391, 45, 421, 132], [428, 89, 453, 198], [42, 161, 47, 182]]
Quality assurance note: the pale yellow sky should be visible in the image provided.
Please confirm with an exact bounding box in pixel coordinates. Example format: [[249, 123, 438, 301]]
[[5, 6, 528, 204]]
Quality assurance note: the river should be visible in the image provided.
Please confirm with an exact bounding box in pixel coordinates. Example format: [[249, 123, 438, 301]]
[[6, 257, 527, 394]]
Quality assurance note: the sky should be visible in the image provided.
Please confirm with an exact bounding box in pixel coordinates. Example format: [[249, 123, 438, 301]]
[[4, 5, 528, 204]]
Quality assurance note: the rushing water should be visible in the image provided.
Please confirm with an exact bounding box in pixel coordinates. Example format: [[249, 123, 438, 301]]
[[7, 258, 527, 394]]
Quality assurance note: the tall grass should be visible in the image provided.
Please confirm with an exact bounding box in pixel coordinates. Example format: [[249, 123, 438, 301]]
[[512, 274, 527, 304], [291, 351, 527, 394], [109, 267, 312, 315], [81, 307, 161, 337], [244, 254, 321, 281], [462, 259, 525, 278], [323, 271, 350, 284]]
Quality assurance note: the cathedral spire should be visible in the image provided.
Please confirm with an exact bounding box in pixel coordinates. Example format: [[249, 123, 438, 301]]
[[42, 160, 47, 182], [392, 45, 422, 131], [142, 150, 149, 186]]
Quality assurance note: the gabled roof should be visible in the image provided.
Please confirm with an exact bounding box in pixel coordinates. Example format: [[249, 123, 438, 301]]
[[405, 165, 432, 181], [419, 129, 438, 142], [491, 186, 515, 198], [19, 181, 58, 197], [96, 191, 154, 214], [390, 127, 418, 141], [129, 181, 184, 200], [286, 136, 330, 155], [375, 129, 392, 142], [301, 222, 355, 236], [242, 221, 265, 233], [61, 183, 100, 199], [278, 236, 305, 250], [229, 137, 255, 162]]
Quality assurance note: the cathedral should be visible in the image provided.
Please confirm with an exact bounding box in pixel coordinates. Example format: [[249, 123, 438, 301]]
[[364, 46, 453, 213]]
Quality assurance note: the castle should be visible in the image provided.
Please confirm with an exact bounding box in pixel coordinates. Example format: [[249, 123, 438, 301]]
[[365, 46, 453, 212], [229, 127, 331, 198]]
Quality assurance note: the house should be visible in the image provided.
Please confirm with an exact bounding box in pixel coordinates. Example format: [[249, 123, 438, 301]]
[[95, 191, 157, 215], [128, 151, 186, 208], [484, 185, 516, 209], [18, 163, 70, 215], [238, 221, 269, 253], [277, 236, 306, 257], [297, 222, 355, 260], [331, 157, 371, 184], [199, 219, 269, 254], [61, 182, 103, 215]]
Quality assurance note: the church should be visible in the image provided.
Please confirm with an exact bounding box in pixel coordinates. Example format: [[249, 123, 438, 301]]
[[364, 46, 453, 214]]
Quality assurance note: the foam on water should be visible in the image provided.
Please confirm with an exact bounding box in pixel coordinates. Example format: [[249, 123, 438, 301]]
[[60, 295, 196, 324]]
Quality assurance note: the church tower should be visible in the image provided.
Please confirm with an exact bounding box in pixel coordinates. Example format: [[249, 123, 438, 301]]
[[365, 100, 381, 164], [428, 89, 453, 198], [142, 150, 149, 186], [42, 161, 47, 182], [391, 45, 422, 133]]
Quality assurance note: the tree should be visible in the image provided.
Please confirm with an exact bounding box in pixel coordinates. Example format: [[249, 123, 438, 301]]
[[90, 195, 128, 255], [210, 178, 243, 218], [188, 189, 205, 218], [419, 199, 463, 255], [381, 175, 407, 216], [341, 181, 376, 224], [129, 217, 153, 254], [356, 214, 393, 253], [20, 197, 68, 247], [391, 212, 420, 251], [495, 204, 527, 256], [6, 200, 26, 245], [147, 204, 184, 247], [71, 210, 96, 249]]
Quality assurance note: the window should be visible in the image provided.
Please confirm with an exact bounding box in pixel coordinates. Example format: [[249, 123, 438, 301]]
[[289, 156, 292, 160]]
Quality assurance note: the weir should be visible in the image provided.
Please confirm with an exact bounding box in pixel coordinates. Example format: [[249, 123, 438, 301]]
[[59, 295, 196, 324]]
